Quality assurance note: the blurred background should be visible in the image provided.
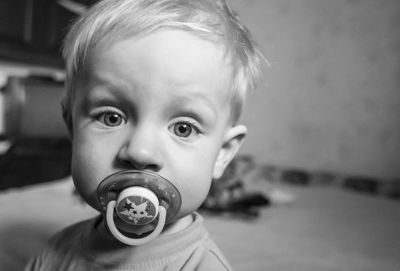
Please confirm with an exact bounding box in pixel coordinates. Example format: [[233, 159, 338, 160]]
[[234, 0, 400, 182], [0, 0, 399, 190]]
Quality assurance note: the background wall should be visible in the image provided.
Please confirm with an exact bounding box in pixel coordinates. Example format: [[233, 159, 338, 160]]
[[231, 0, 400, 179]]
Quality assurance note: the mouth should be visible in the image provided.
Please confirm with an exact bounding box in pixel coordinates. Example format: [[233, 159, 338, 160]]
[[97, 170, 182, 245]]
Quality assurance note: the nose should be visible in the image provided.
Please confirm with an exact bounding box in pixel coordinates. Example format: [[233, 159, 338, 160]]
[[117, 125, 163, 171]]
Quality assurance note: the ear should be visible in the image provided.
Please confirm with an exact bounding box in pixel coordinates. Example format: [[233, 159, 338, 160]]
[[61, 97, 73, 137], [212, 125, 247, 179]]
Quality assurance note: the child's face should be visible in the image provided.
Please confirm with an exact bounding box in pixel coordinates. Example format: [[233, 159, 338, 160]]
[[70, 29, 246, 220]]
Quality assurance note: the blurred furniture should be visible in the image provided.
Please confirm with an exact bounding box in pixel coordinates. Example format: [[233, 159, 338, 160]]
[[0, 0, 75, 67], [0, 77, 70, 190], [0, 137, 71, 190]]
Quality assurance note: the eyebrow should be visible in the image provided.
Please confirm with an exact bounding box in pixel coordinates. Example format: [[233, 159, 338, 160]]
[[87, 72, 132, 94]]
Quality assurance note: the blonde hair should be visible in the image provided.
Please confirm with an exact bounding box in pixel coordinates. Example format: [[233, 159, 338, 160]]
[[62, 0, 263, 128]]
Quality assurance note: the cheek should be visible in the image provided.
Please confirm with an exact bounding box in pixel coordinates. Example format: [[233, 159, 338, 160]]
[[178, 173, 212, 216], [71, 134, 110, 210], [173, 144, 221, 215]]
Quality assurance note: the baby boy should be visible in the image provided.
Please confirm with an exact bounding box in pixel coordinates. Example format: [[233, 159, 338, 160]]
[[25, 0, 262, 270]]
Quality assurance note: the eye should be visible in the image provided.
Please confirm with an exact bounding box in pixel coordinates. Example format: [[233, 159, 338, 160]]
[[97, 112, 126, 127], [170, 121, 201, 139]]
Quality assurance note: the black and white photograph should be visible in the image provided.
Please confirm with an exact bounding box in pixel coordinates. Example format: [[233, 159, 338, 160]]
[[0, 0, 399, 270]]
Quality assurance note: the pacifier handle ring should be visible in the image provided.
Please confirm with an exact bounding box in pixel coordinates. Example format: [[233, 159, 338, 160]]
[[106, 201, 166, 246]]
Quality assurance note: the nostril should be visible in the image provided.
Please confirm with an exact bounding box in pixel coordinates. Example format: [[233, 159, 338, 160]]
[[119, 157, 161, 172]]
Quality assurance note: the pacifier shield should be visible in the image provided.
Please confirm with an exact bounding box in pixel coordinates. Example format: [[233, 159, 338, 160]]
[[97, 170, 181, 224]]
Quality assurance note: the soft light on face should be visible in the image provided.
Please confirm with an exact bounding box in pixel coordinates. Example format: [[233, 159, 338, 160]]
[[70, 29, 243, 220]]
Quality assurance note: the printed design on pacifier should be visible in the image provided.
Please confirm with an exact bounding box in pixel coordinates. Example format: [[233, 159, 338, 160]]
[[116, 187, 158, 225], [97, 170, 181, 246]]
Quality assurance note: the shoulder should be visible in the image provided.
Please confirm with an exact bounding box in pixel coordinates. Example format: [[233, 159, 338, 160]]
[[179, 238, 232, 271], [185, 213, 233, 271], [24, 217, 97, 271], [50, 217, 94, 244], [200, 238, 233, 271]]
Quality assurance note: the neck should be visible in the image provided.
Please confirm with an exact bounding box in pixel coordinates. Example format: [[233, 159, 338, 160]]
[[161, 214, 193, 236]]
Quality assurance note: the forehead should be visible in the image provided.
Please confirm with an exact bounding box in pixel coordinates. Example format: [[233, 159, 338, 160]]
[[88, 31, 230, 91], [93, 30, 230, 81], [77, 29, 234, 119]]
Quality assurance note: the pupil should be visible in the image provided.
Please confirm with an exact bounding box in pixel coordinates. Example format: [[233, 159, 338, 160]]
[[176, 124, 191, 136], [179, 125, 187, 133], [108, 114, 118, 123]]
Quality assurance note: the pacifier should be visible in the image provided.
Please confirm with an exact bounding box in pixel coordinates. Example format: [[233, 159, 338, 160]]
[[97, 170, 181, 246]]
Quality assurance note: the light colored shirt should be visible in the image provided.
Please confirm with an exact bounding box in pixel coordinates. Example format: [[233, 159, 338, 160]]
[[24, 213, 232, 271]]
